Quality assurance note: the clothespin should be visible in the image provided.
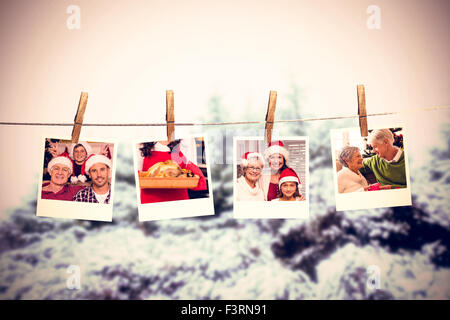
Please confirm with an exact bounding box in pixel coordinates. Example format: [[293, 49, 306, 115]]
[[357, 84, 368, 137], [71, 92, 88, 143], [264, 90, 277, 144], [166, 90, 175, 142]]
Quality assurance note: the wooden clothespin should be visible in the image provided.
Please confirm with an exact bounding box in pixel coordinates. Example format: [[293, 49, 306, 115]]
[[357, 84, 368, 137], [166, 90, 175, 142], [265, 90, 277, 144], [71, 92, 88, 143]]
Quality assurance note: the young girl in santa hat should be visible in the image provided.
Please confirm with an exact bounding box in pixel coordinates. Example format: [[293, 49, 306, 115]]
[[139, 139, 207, 204], [271, 168, 306, 201], [67, 142, 93, 184], [259, 140, 291, 201]]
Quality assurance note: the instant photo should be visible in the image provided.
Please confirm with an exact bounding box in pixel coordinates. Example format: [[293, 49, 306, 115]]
[[233, 137, 310, 219], [133, 136, 215, 221], [330, 126, 412, 211], [36, 136, 117, 222]]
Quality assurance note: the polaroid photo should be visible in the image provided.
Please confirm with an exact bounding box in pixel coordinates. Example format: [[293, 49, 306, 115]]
[[330, 126, 412, 211], [36, 136, 117, 222], [133, 135, 215, 221], [233, 136, 310, 219]]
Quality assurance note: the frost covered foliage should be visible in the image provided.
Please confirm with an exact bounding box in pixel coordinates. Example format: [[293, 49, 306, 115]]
[[0, 92, 449, 300]]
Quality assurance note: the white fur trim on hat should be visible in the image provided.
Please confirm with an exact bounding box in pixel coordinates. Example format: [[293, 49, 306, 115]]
[[240, 152, 264, 168], [69, 142, 93, 159], [279, 176, 299, 187], [78, 175, 87, 183], [85, 155, 112, 173], [70, 176, 79, 184], [264, 145, 289, 161], [48, 156, 73, 175], [153, 142, 171, 152]]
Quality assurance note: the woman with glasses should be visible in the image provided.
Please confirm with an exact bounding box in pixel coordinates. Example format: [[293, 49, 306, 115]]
[[236, 152, 265, 201]]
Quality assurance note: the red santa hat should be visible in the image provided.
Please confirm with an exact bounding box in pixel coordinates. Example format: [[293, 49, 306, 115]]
[[69, 142, 92, 160], [48, 155, 73, 175], [264, 140, 289, 161], [240, 151, 264, 168], [85, 154, 112, 173], [279, 168, 300, 187]]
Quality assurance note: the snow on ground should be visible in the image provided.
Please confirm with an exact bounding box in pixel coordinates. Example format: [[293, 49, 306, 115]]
[[317, 243, 450, 300], [0, 216, 315, 299], [0, 122, 449, 300]]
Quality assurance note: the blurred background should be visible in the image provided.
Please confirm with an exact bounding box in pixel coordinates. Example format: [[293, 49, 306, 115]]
[[0, 0, 449, 299]]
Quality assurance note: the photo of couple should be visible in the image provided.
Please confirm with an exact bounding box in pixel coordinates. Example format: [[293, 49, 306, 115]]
[[234, 137, 309, 219], [336, 128, 407, 193], [331, 127, 412, 211]]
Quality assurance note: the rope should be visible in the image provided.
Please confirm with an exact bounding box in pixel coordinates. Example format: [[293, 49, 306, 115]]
[[0, 105, 448, 127]]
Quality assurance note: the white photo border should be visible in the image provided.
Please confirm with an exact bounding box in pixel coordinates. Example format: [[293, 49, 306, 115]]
[[36, 135, 118, 222]]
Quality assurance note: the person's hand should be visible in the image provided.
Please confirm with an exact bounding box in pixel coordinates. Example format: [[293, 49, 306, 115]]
[[298, 194, 306, 201], [100, 144, 110, 157], [48, 140, 59, 158], [367, 182, 381, 191]]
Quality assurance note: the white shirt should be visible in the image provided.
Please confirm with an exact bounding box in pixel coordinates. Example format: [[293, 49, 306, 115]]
[[271, 197, 304, 201], [94, 190, 109, 204], [153, 142, 171, 152], [259, 174, 271, 201], [236, 176, 265, 201], [337, 167, 369, 193]]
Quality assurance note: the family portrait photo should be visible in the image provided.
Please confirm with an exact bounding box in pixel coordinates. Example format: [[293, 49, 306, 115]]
[[37, 138, 117, 221], [331, 127, 412, 211], [233, 137, 309, 219], [133, 136, 214, 221]]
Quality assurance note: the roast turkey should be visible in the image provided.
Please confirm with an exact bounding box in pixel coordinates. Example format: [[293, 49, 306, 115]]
[[143, 160, 194, 178]]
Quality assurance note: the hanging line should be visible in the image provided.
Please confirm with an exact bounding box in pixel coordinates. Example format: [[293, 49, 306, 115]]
[[0, 105, 448, 127]]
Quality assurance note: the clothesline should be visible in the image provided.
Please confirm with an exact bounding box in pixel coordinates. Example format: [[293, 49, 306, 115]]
[[0, 105, 447, 127]]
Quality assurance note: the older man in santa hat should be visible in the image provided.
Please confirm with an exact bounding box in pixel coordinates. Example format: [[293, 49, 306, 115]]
[[73, 154, 112, 204], [41, 155, 84, 201]]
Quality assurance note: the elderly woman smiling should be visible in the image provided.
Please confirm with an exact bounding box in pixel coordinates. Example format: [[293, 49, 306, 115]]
[[236, 152, 265, 201], [337, 146, 369, 193]]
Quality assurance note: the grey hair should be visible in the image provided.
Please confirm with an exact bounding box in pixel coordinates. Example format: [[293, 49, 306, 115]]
[[338, 146, 360, 167], [368, 129, 394, 145], [241, 157, 264, 171]]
